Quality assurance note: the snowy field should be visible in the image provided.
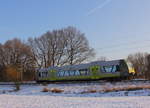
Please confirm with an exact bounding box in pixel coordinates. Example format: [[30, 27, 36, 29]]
[[1, 81, 150, 97], [0, 95, 150, 108], [0, 81, 150, 108]]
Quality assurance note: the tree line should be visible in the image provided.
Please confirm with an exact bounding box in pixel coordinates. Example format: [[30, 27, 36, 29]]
[[0, 26, 150, 81], [0, 26, 95, 81]]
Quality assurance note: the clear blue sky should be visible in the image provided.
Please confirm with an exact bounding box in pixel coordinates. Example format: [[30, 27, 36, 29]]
[[0, 0, 150, 60]]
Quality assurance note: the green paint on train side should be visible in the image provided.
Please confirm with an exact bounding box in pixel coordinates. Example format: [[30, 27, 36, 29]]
[[90, 65, 100, 79], [49, 69, 57, 80], [55, 75, 92, 81], [53, 73, 120, 81], [39, 65, 121, 81], [39, 69, 57, 81]]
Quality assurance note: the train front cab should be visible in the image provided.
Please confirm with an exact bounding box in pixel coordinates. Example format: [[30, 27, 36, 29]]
[[119, 60, 130, 78], [91, 59, 129, 80]]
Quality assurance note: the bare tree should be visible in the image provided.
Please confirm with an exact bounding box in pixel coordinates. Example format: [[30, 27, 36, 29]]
[[28, 30, 68, 68], [145, 54, 150, 79], [0, 43, 5, 81], [0, 27, 95, 81], [0, 38, 35, 81], [63, 26, 95, 65], [0, 43, 4, 66], [28, 26, 95, 67], [127, 52, 148, 78], [44, 30, 68, 66]]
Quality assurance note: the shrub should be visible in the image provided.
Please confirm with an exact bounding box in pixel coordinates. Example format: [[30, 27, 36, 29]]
[[42, 88, 49, 92], [101, 85, 150, 93], [81, 90, 97, 94], [5, 65, 20, 81], [89, 90, 97, 93], [14, 81, 21, 91], [49, 88, 64, 93]]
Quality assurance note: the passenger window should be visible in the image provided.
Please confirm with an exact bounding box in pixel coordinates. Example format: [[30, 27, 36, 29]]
[[102, 65, 117, 73], [75, 70, 80, 76], [70, 71, 75, 76], [60, 71, 63, 76], [79, 69, 88, 75], [104, 66, 112, 73], [64, 71, 69, 76], [57, 69, 89, 77], [39, 72, 41, 77], [116, 65, 120, 71], [57, 71, 64, 77], [112, 66, 117, 72]]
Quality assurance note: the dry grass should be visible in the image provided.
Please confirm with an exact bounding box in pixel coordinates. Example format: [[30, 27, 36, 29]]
[[41, 85, 150, 94], [14, 82, 21, 91], [101, 85, 150, 93], [42, 88, 49, 92], [42, 88, 64, 93], [49, 88, 64, 93], [89, 90, 97, 93], [80, 85, 150, 94], [81, 90, 97, 94]]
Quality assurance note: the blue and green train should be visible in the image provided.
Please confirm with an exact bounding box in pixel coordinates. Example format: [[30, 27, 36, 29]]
[[36, 59, 129, 82]]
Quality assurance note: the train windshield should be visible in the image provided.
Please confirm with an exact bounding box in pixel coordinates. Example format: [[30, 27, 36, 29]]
[[102, 65, 119, 73]]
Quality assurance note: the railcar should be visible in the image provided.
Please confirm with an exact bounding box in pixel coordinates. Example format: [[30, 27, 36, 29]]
[[36, 59, 129, 82]]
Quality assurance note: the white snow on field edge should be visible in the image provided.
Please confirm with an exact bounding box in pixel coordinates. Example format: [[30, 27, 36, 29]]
[[0, 95, 150, 108], [1, 82, 150, 108], [1, 81, 150, 97]]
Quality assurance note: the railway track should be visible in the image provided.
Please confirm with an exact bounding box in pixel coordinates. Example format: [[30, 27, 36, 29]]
[[0, 79, 150, 85], [0, 82, 37, 85]]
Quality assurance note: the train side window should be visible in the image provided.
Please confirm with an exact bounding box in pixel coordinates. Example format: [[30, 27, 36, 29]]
[[39, 72, 41, 77], [116, 65, 120, 71], [69, 71, 75, 76], [45, 72, 46, 77], [43, 72, 46, 77], [75, 70, 80, 76], [64, 71, 69, 76], [79, 69, 88, 76], [42, 72, 44, 77], [60, 71, 64, 77], [43, 72, 45, 77], [41, 72, 43, 77], [104, 66, 112, 73], [45, 72, 48, 77], [57, 71, 64, 77], [44, 72, 46, 77], [112, 66, 117, 73], [57, 71, 60, 77], [102, 65, 117, 73]]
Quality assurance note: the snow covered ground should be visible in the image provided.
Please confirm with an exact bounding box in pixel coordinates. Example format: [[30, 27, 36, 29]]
[[0, 81, 150, 108], [1, 81, 150, 97], [0, 95, 150, 108]]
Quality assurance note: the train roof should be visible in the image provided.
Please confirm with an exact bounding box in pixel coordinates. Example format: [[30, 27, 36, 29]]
[[91, 59, 121, 66], [46, 59, 124, 71]]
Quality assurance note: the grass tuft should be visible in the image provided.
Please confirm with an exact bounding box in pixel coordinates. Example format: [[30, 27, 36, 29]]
[[14, 82, 21, 91], [81, 90, 97, 94], [42, 88, 49, 92], [49, 88, 64, 93], [101, 85, 150, 93]]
